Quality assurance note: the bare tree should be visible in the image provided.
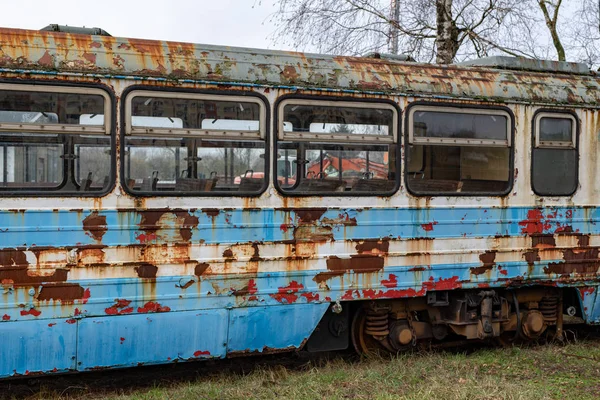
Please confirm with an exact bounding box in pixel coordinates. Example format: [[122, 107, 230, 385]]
[[274, 0, 530, 63], [273, 0, 600, 66]]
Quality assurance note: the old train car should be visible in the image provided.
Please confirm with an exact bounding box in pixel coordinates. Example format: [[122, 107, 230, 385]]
[[0, 25, 599, 378]]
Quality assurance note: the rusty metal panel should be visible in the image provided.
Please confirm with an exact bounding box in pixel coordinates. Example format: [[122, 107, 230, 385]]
[[0, 317, 77, 377], [76, 309, 228, 370], [0, 28, 599, 104]]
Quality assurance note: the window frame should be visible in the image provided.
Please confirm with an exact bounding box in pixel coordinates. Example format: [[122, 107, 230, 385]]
[[274, 94, 401, 197], [0, 80, 115, 197], [404, 101, 515, 197], [534, 112, 577, 149], [531, 109, 579, 197], [121, 86, 270, 197]]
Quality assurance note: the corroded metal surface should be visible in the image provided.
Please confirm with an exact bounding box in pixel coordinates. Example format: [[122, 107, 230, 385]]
[[0, 27, 599, 104], [1, 26, 600, 378]]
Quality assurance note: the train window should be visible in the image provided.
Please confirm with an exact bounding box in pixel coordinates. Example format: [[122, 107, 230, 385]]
[[0, 84, 112, 194], [406, 106, 512, 195], [276, 100, 398, 195], [532, 113, 578, 196], [123, 91, 267, 195]]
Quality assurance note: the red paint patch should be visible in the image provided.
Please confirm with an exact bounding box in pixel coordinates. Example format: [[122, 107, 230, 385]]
[[20, 309, 41, 317], [81, 288, 91, 304], [477, 283, 491, 288], [193, 350, 210, 357], [74, 308, 82, 316], [120, 337, 126, 344], [381, 274, 398, 288], [105, 299, 134, 315], [279, 223, 288, 233], [580, 287, 596, 297], [137, 301, 171, 313], [270, 281, 304, 304], [66, 319, 76, 324], [423, 276, 461, 291], [498, 266, 508, 276], [48, 323, 56, 327], [325, 296, 332, 302], [136, 232, 157, 243], [1, 314, 9, 321], [301, 292, 320, 303], [421, 222, 438, 232], [519, 209, 550, 235]]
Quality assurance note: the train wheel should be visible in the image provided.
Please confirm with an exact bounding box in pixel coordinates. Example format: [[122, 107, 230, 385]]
[[350, 306, 389, 355]]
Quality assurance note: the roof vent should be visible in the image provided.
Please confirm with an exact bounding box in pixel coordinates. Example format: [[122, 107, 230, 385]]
[[362, 52, 415, 62], [457, 56, 589, 75], [40, 24, 111, 36]]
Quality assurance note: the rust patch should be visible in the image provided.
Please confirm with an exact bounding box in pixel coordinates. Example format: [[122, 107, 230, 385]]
[[0, 265, 69, 285], [135, 263, 158, 279], [223, 249, 234, 258], [532, 234, 556, 249], [293, 225, 333, 242], [37, 283, 85, 304], [295, 208, 327, 223], [523, 250, 540, 266], [195, 262, 210, 276], [137, 209, 199, 242], [232, 279, 258, 297], [471, 251, 496, 275], [37, 50, 53, 67], [250, 242, 261, 262], [544, 248, 600, 276], [355, 239, 389, 254], [82, 212, 107, 241], [313, 271, 345, 284], [326, 254, 384, 273], [0, 248, 28, 268], [578, 234, 591, 248], [280, 65, 299, 82], [202, 208, 220, 217]]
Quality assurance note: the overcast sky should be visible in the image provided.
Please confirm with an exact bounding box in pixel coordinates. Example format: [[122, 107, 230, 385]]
[[0, 0, 284, 49]]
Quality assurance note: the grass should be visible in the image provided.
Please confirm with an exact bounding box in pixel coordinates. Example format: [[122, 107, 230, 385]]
[[7, 337, 600, 400]]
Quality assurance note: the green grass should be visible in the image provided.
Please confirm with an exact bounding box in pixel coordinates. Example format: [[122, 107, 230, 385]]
[[9, 338, 600, 400]]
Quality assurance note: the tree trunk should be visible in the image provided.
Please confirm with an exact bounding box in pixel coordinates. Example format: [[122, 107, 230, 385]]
[[435, 0, 459, 64]]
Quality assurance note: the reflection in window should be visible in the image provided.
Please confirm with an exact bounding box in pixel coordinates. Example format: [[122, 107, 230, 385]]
[[124, 93, 266, 194], [532, 114, 577, 196], [0, 88, 111, 193], [277, 102, 397, 195], [130, 96, 260, 131], [407, 107, 511, 195]]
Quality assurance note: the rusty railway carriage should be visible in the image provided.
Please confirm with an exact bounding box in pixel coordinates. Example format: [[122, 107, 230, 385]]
[[0, 25, 599, 378]]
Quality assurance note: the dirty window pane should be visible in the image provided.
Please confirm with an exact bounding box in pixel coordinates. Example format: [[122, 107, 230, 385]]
[[413, 111, 507, 141], [532, 148, 577, 195], [0, 134, 63, 188], [131, 97, 261, 131], [0, 91, 104, 125], [539, 117, 572, 143], [75, 140, 112, 190], [283, 104, 393, 137], [406, 145, 510, 194], [276, 142, 397, 194], [124, 137, 266, 194], [0, 88, 111, 194]]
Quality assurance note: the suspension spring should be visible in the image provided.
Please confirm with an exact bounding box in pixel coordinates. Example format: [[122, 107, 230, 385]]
[[364, 309, 390, 337], [539, 297, 559, 324]]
